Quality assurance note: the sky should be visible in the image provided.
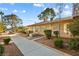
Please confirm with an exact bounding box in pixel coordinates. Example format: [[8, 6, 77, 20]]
[[0, 3, 73, 26]]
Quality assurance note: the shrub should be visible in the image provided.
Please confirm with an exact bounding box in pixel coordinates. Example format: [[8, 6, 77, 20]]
[[21, 31, 26, 34], [4, 37, 11, 45], [54, 38, 63, 48], [67, 19, 79, 37], [44, 30, 52, 39], [68, 39, 79, 50], [0, 45, 4, 56], [53, 31, 59, 38]]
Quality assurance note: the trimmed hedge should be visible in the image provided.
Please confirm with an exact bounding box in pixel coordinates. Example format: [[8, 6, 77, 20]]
[[54, 38, 63, 48], [3, 37, 11, 45], [44, 30, 52, 39]]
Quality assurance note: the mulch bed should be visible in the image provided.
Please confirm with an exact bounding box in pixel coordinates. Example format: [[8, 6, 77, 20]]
[[0, 37, 23, 56], [3, 43, 23, 56], [35, 37, 79, 56]]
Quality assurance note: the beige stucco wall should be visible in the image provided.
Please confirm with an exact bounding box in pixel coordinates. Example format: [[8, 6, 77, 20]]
[[27, 19, 73, 38]]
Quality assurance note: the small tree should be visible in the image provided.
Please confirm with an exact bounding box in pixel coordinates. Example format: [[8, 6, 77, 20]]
[[67, 19, 79, 37], [67, 19, 79, 50]]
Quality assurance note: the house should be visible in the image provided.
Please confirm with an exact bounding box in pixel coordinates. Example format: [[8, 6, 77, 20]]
[[26, 16, 75, 38]]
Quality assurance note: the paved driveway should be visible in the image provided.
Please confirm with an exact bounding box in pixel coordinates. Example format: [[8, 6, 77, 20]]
[[11, 35, 69, 56]]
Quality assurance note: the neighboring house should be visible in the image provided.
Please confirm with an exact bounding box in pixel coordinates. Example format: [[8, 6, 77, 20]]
[[26, 16, 74, 38]]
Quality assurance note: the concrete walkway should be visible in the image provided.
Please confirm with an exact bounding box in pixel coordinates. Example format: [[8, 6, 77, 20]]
[[11, 35, 69, 56]]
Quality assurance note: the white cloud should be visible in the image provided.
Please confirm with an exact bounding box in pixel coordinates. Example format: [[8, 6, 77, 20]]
[[33, 3, 44, 7], [53, 7, 72, 17], [4, 8, 8, 10], [12, 9, 26, 14], [43, 7, 47, 10], [53, 7, 72, 18], [12, 9, 18, 13], [22, 10, 26, 13], [0, 8, 3, 10], [62, 10, 72, 17], [0, 7, 8, 11], [53, 8, 59, 14], [65, 5, 69, 9]]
